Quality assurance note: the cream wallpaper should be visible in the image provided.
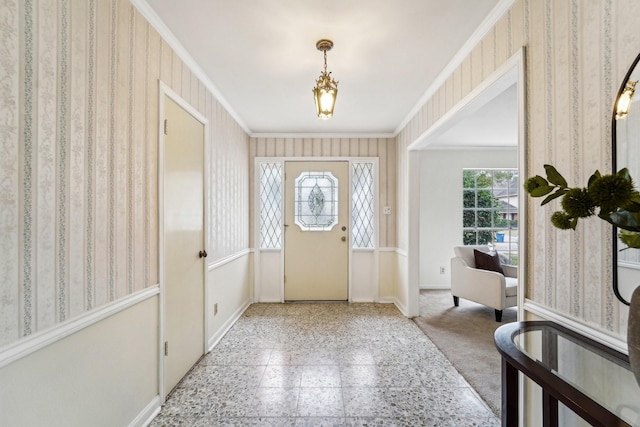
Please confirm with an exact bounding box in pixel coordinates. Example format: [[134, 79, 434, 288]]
[[0, 0, 249, 348], [397, 0, 640, 337], [249, 137, 397, 249]]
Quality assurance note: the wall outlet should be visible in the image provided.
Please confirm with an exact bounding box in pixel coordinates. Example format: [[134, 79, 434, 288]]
[[214, 303, 218, 315], [383, 206, 392, 215], [439, 266, 445, 274]]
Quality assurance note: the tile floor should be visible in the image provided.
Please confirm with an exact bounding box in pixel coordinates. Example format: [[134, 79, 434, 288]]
[[151, 303, 499, 426]]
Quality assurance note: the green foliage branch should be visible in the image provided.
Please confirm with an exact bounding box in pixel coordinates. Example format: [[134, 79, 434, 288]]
[[524, 165, 640, 249]]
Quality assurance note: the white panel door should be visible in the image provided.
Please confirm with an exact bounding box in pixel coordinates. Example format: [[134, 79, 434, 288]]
[[163, 96, 205, 395], [284, 161, 348, 300]]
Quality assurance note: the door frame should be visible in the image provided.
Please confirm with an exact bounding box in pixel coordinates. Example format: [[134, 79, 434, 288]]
[[253, 157, 380, 303], [158, 81, 210, 400], [406, 47, 527, 318]]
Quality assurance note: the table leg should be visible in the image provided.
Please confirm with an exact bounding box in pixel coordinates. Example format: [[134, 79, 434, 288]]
[[502, 358, 519, 427], [542, 390, 558, 427]]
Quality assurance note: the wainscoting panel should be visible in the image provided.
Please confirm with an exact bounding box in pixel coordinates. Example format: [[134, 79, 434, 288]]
[[0, 295, 159, 427]]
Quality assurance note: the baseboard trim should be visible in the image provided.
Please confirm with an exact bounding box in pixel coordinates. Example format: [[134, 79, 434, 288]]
[[523, 299, 628, 354], [130, 395, 161, 427], [207, 297, 253, 351], [0, 286, 160, 369]]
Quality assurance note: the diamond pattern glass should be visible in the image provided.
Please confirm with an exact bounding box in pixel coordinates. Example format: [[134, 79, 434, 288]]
[[259, 162, 282, 249], [352, 162, 374, 249], [294, 171, 338, 231]]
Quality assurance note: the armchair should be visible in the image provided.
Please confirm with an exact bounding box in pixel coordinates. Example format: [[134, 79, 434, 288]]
[[450, 245, 517, 321]]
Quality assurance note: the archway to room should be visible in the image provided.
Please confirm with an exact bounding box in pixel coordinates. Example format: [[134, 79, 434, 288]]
[[407, 48, 527, 319]]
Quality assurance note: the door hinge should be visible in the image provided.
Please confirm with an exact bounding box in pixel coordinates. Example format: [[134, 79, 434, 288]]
[[164, 119, 168, 135], [164, 341, 169, 356]]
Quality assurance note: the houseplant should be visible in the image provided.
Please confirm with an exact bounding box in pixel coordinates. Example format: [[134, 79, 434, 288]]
[[524, 164, 640, 248], [524, 164, 640, 385]]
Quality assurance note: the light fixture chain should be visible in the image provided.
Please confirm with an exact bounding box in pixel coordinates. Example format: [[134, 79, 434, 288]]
[[323, 49, 328, 74]]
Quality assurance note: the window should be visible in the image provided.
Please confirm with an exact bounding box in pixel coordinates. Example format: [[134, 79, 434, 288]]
[[352, 162, 374, 249], [463, 169, 518, 265], [259, 162, 282, 249], [294, 171, 339, 231]]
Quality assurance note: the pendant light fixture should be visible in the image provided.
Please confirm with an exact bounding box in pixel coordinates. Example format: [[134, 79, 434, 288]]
[[312, 39, 338, 120]]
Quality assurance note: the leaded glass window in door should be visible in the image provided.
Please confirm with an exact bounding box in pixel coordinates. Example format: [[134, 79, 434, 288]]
[[259, 162, 282, 249], [294, 171, 338, 231], [352, 162, 374, 248]]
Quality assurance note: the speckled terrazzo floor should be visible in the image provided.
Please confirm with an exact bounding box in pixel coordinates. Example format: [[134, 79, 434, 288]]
[[150, 303, 499, 426]]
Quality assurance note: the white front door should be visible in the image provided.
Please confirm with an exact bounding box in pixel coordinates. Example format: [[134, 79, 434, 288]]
[[163, 96, 205, 396], [284, 161, 349, 301]]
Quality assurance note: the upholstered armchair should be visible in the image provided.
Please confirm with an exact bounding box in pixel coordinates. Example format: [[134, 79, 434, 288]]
[[450, 245, 517, 321]]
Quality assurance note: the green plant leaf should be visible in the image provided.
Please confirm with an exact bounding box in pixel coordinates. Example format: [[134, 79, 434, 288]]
[[587, 170, 601, 188], [544, 164, 568, 187], [619, 229, 640, 249], [617, 168, 632, 181], [541, 188, 568, 206], [569, 218, 578, 230], [525, 175, 554, 197], [600, 210, 640, 232]]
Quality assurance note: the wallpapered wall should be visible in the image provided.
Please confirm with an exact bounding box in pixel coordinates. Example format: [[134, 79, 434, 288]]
[[397, 0, 640, 337], [248, 137, 397, 249], [0, 0, 249, 348]]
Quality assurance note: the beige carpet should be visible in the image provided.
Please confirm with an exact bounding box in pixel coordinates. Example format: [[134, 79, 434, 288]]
[[412, 289, 516, 417]]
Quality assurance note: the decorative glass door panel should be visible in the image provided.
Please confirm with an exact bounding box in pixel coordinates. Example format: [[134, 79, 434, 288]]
[[294, 171, 338, 231], [284, 161, 348, 301]]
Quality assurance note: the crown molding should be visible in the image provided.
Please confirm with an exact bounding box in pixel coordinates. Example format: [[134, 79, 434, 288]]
[[130, 0, 251, 135], [394, 0, 516, 136]]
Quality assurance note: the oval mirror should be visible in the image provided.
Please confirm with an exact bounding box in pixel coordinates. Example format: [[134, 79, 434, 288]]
[[613, 52, 640, 305]]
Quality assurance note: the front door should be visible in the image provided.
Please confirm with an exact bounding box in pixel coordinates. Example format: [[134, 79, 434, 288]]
[[163, 95, 205, 396], [284, 161, 349, 300]]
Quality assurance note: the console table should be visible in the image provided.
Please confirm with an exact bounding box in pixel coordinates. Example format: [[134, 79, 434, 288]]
[[494, 321, 639, 427]]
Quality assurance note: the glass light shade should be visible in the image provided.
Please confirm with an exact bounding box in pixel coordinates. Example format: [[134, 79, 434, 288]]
[[313, 74, 338, 120], [616, 81, 637, 120]]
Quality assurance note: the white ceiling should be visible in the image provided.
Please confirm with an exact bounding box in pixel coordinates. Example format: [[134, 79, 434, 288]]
[[140, 0, 506, 136]]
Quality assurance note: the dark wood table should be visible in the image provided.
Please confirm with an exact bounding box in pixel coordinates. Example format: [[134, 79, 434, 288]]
[[494, 321, 639, 427]]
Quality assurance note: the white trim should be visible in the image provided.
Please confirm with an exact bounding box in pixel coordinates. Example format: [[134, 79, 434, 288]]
[[420, 284, 450, 290], [407, 50, 522, 151], [128, 396, 161, 427], [208, 249, 252, 271], [395, 0, 516, 135], [422, 145, 518, 151], [130, 0, 250, 134], [393, 298, 410, 317], [515, 47, 528, 322], [523, 300, 628, 355], [405, 47, 527, 329], [0, 286, 159, 369], [250, 132, 396, 139], [396, 248, 408, 258], [207, 297, 252, 351]]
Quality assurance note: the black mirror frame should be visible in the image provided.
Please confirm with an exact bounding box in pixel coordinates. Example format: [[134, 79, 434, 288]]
[[611, 52, 640, 306]]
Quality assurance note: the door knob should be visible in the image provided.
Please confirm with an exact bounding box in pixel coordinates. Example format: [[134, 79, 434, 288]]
[[199, 250, 208, 258], [341, 236, 346, 242]]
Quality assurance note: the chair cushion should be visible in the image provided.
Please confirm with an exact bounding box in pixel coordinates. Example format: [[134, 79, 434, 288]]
[[473, 249, 504, 275], [505, 277, 518, 297]]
